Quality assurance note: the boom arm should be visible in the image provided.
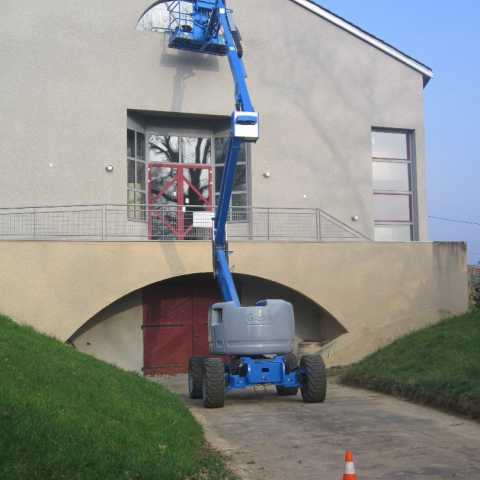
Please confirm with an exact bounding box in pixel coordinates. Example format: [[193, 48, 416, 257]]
[[213, 3, 258, 305], [166, 0, 259, 305]]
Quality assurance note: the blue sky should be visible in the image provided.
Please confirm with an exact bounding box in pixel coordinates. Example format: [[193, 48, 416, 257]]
[[312, 0, 480, 264]]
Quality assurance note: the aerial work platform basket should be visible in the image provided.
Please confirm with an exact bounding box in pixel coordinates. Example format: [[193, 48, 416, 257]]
[[160, 0, 229, 56]]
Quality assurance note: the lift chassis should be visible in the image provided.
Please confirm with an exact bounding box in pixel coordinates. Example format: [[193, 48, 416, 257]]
[[161, 0, 327, 407], [189, 354, 327, 408]]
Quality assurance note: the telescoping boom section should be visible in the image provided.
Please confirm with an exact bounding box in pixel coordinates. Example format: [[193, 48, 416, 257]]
[[166, 0, 258, 305]]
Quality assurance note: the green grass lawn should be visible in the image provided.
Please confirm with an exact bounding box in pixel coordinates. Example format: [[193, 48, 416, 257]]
[[0, 315, 233, 480], [341, 309, 480, 419]]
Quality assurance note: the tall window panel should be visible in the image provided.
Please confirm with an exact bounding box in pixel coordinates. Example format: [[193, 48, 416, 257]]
[[147, 134, 212, 209], [214, 138, 249, 221], [372, 129, 417, 241], [127, 129, 146, 220]]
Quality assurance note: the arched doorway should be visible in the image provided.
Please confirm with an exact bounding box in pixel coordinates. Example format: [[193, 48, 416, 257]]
[[142, 273, 346, 375]]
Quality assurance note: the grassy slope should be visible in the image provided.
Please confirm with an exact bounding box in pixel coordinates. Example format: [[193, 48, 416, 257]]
[[341, 309, 480, 419], [0, 315, 232, 480]]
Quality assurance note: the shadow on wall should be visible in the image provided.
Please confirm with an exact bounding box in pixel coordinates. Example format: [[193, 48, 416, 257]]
[[160, 47, 220, 112], [136, 0, 221, 113]]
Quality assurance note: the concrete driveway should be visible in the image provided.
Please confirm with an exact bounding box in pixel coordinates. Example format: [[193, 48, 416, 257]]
[[155, 376, 480, 480]]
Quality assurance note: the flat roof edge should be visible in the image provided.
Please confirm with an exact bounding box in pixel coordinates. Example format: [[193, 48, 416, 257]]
[[291, 0, 434, 85]]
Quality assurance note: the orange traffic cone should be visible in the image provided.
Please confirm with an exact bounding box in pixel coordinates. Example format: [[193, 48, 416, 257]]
[[343, 451, 358, 480]]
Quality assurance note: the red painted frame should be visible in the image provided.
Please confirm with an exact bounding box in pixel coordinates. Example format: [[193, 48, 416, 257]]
[[147, 162, 213, 240]]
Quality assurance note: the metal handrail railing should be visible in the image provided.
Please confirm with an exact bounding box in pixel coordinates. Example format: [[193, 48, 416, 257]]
[[0, 204, 371, 243]]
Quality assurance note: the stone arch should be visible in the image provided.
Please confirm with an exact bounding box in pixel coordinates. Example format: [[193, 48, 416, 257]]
[[69, 272, 347, 374]]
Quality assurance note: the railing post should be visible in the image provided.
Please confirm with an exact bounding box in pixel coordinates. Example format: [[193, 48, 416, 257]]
[[104, 205, 108, 240], [267, 208, 270, 240], [102, 205, 106, 240], [33, 208, 37, 240], [316, 209, 322, 242], [248, 206, 254, 240]]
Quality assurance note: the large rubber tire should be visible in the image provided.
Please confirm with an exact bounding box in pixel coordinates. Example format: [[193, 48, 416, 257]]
[[300, 355, 327, 403], [276, 386, 299, 396], [188, 357, 204, 399], [203, 358, 225, 408]]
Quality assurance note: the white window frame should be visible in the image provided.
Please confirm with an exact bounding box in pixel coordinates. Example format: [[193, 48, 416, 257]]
[[127, 128, 147, 221], [372, 128, 418, 241], [213, 137, 250, 223]]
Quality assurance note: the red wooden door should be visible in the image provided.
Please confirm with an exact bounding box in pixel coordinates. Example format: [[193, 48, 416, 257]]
[[143, 281, 193, 375], [143, 277, 221, 375]]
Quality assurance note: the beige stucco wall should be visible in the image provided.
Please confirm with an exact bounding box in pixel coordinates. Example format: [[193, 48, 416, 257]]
[[0, 241, 468, 366]]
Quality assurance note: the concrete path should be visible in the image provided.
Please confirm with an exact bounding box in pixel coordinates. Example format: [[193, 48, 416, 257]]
[[155, 376, 480, 480]]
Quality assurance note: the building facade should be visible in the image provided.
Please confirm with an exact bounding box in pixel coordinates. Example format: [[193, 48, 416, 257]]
[[0, 1, 468, 373], [1, 0, 432, 240]]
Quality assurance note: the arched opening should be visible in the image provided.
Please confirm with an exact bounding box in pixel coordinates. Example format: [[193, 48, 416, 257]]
[[70, 273, 347, 375]]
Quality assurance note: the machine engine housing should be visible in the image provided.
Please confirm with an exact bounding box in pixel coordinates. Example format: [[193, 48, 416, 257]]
[[208, 299, 295, 355]]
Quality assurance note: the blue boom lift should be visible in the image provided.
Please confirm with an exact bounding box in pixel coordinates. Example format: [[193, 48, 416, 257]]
[[162, 0, 327, 408]]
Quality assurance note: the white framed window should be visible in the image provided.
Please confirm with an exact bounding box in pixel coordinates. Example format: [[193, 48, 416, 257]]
[[372, 129, 417, 241], [127, 128, 147, 220], [214, 138, 249, 222]]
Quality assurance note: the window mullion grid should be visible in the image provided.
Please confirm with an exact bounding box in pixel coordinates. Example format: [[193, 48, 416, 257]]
[[372, 129, 416, 241], [136, 158, 147, 221], [127, 130, 147, 221], [127, 127, 135, 219]]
